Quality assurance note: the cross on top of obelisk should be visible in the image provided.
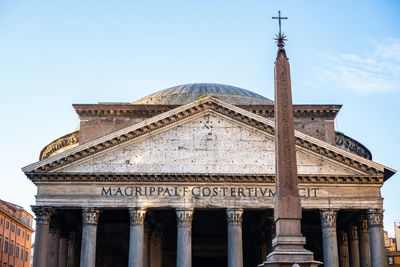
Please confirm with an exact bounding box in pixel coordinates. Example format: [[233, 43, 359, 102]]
[[272, 10, 287, 35], [272, 11, 287, 47]]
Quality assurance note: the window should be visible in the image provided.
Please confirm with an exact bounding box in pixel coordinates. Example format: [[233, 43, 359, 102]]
[[6, 221, 9, 229], [17, 228, 21, 236], [21, 248, 24, 260], [389, 257, 394, 264], [4, 241, 8, 253], [27, 218, 31, 226], [27, 234, 30, 241], [22, 231, 24, 238], [16, 247, 19, 258], [0, 237, 2, 250], [10, 244, 14, 256], [12, 225, 15, 232], [25, 251, 29, 262], [0, 217, 3, 224]]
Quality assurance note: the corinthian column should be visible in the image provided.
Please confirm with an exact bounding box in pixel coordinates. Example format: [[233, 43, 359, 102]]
[[80, 208, 101, 267], [358, 217, 371, 267], [128, 208, 146, 267], [320, 209, 339, 267], [367, 209, 385, 267], [32, 206, 55, 267], [176, 208, 194, 267], [339, 232, 350, 267], [348, 225, 360, 267], [227, 208, 243, 267]]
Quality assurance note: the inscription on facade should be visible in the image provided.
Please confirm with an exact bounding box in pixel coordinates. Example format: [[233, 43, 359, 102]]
[[100, 186, 319, 198]]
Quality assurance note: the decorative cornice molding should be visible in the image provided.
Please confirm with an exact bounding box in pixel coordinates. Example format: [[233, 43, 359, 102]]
[[320, 209, 338, 228], [26, 172, 384, 185], [24, 98, 387, 177], [176, 208, 194, 227], [31, 206, 55, 224], [367, 209, 384, 227], [226, 208, 244, 226], [82, 207, 101, 225], [129, 207, 146, 226]]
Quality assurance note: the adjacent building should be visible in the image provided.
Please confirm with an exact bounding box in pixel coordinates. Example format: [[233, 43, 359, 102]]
[[0, 199, 34, 267]]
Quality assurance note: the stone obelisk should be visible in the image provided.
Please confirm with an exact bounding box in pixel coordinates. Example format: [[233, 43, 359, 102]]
[[259, 12, 321, 267]]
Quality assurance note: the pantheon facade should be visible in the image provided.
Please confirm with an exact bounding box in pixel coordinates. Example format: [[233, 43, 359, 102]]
[[23, 83, 396, 267]]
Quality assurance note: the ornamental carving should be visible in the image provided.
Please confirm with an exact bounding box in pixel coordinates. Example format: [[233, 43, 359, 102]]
[[129, 208, 146, 226], [320, 209, 337, 228], [226, 208, 244, 226], [367, 209, 384, 227], [82, 208, 101, 225], [348, 226, 358, 241], [176, 208, 194, 227], [31, 206, 55, 224], [358, 217, 369, 233]]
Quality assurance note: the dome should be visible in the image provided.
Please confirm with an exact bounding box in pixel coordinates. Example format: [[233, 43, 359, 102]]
[[133, 83, 273, 105]]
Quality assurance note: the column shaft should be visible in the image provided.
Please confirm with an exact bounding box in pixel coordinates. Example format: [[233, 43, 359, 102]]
[[32, 206, 54, 267], [80, 208, 101, 267], [58, 235, 68, 267], [367, 209, 385, 267], [227, 208, 243, 267], [320, 209, 339, 267], [150, 231, 163, 267], [358, 218, 371, 267], [47, 228, 60, 267], [144, 227, 150, 267], [348, 225, 360, 267], [128, 208, 146, 267], [339, 232, 350, 267], [176, 208, 193, 267], [67, 231, 76, 267]]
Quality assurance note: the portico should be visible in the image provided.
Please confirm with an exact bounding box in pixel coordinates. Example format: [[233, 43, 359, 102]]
[[24, 86, 395, 267]]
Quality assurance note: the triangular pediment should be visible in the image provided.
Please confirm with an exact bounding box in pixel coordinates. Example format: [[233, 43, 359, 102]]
[[23, 97, 394, 180]]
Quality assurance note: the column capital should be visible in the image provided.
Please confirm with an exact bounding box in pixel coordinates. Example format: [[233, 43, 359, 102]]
[[320, 209, 338, 228], [226, 208, 244, 226], [367, 209, 384, 227], [358, 217, 369, 233], [128, 207, 146, 226], [82, 207, 101, 225], [176, 208, 194, 227], [348, 225, 358, 241], [31, 206, 55, 224], [340, 231, 348, 243]]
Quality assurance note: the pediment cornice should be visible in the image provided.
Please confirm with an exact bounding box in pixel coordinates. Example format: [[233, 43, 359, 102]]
[[22, 97, 395, 179], [26, 172, 383, 185]]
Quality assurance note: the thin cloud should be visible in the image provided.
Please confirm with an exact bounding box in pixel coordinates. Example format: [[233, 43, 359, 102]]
[[313, 38, 400, 94]]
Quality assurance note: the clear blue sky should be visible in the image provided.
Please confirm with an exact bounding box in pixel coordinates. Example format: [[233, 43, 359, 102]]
[[0, 1, 399, 236]]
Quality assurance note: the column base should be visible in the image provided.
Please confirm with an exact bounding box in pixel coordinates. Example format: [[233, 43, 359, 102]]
[[258, 236, 322, 267]]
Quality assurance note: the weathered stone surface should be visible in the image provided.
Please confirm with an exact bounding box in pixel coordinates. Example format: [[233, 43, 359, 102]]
[[61, 114, 360, 176]]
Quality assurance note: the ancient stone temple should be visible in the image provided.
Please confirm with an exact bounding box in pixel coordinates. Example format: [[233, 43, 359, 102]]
[[23, 65, 395, 266]]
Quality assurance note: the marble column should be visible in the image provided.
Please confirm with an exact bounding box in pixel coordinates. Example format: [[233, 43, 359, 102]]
[[176, 208, 194, 267], [47, 227, 60, 267], [227, 208, 243, 267], [67, 231, 77, 267], [358, 218, 371, 267], [143, 225, 150, 267], [128, 207, 146, 267], [348, 225, 360, 267], [339, 232, 350, 267], [58, 233, 69, 267], [149, 231, 163, 267], [32, 206, 55, 267], [80, 207, 101, 267], [367, 209, 385, 267], [320, 209, 339, 267]]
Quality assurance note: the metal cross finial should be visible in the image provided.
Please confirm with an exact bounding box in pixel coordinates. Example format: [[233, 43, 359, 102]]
[[272, 11, 287, 35]]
